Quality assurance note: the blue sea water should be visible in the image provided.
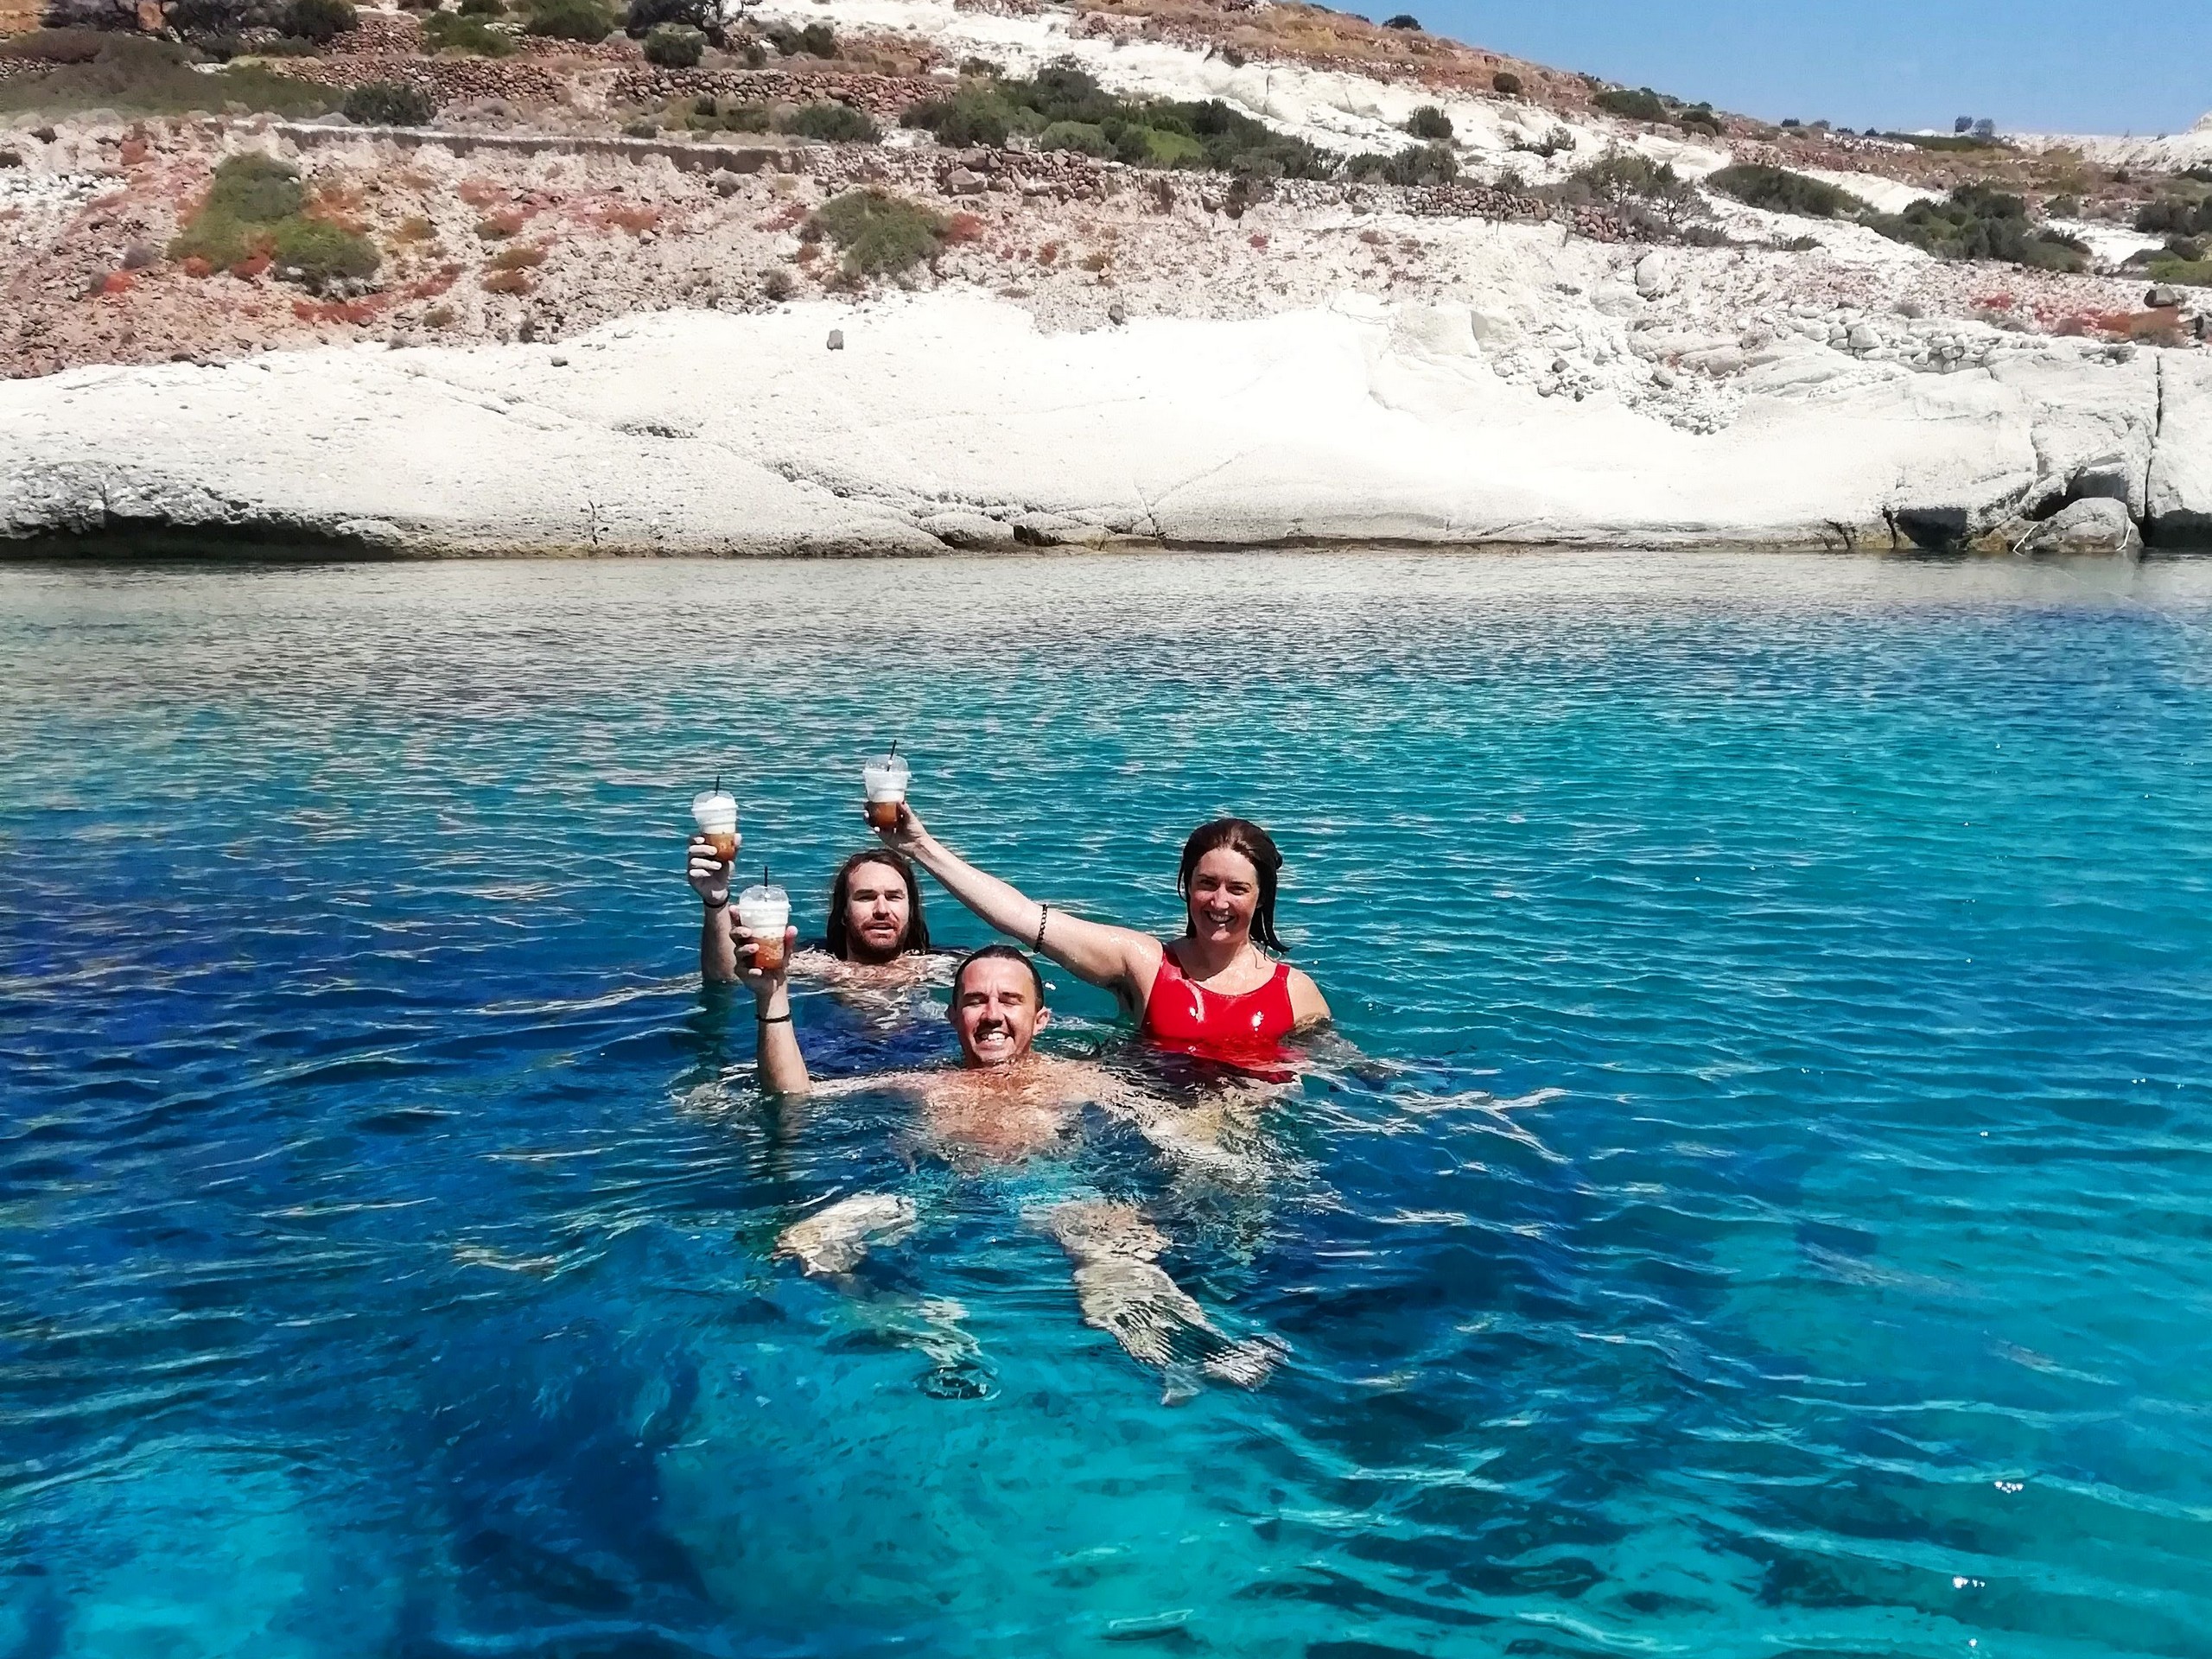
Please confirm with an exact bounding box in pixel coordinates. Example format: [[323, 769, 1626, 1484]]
[[3, 550, 2210, 1659]]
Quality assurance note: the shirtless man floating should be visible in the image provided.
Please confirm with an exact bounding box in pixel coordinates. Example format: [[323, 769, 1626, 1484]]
[[738, 921, 1281, 1389]]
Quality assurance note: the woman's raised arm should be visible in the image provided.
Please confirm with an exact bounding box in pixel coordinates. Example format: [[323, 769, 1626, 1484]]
[[872, 804, 1161, 1008]]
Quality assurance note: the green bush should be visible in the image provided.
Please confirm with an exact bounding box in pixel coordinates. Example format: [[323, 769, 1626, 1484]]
[[1861, 182, 2086, 271], [899, 60, 1331, 179], [1344, 142, 1456, 186], [343, 78, 435, 124], [2135, 194, 2211, 237], [779, 99, 879, 142], [271, 214, 379, 285], [626, 0, 719, 37], [1675, 101, 1720, 135], [1404, 104, 1451, 142], [642, 22, 703, 65], [1555, 148, 1704, 232], [458, 0, 505, 14], [766, 19, 834, 55], [167, 151, 372, 289], [1491, 69, 1520, 97], [283, 0, 357, 45], [0, 28, 107, 62], [1039, 118, 1110, 156], [807, 188, 944, 276], [1593, 86, 1667, 122], [522, 0, 616, 41], [2146, 256, 2212, 288], [1883, 130, 2005, 153], [421, 11, 515, 53], [1704, 162, 1866, 219], [1382, 13, 1420, 28], [0, 35, 337, 114], [899, 87, 1010, 147], [213, 153, 303, 216]]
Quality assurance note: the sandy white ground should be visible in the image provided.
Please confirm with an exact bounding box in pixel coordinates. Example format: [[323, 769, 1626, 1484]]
[[3, 291, 2202, 554]]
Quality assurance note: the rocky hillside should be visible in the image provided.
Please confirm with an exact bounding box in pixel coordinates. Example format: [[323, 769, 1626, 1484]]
[[1, 0, 2207, 553]]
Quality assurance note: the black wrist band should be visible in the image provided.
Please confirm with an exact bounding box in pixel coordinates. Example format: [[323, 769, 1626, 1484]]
[[704, 897, 728, 912], [757, 1011, 791, 1025], [1034, 903, 1050, 950]]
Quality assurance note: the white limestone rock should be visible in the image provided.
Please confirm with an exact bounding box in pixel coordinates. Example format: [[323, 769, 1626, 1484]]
[[2146, 352, 2212, 545], [2015, 496, 2141, 557]]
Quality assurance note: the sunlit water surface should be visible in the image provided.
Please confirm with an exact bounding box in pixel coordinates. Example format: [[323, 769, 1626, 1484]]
[[3, 552, 2211, 1659]]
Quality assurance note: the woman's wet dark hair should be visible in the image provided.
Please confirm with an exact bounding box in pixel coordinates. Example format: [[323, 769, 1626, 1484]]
[[1179, 818, 1287, 953], [823, 848, 931, 961]]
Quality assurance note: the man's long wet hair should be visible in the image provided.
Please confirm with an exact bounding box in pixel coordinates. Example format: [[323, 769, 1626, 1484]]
[[950, 943, 1046, 1006], [1179, 817, 1287, 952], [823, 848, 931, 961]]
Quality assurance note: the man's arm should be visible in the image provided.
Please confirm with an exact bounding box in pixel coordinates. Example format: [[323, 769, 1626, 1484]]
[[688, 834, 738, 983], [741, 925, 810, 1096]]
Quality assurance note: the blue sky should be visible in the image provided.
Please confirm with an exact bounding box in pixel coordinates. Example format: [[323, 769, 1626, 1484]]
[[1413, 0, 2206, 137]]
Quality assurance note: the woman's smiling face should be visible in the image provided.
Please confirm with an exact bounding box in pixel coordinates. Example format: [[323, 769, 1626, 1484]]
[[1185, 848, 1261, 949]]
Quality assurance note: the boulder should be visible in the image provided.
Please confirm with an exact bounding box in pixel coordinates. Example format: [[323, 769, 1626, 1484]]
[[1632, 250, 1675, 297], [825, 328, 843, 351], [945, 167, 985, 195], [2015, 496, 2140, 557], [2145, 284, 2181, 309]]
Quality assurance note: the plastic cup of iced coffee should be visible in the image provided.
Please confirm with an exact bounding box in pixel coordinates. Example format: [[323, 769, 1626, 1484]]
[[738, 883, 791, 976], [862, 755, 911, 830], [692, 790, 740, 865]]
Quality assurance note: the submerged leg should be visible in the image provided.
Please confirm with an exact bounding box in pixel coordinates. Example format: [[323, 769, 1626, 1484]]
[[1042, 1201, 1284, 1390], [777, 1193, 918, 1274]]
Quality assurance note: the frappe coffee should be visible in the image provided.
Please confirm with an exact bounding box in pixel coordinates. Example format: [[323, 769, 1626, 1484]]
[[692, 790, 740, 864], [862, 755, 910, 830], [739, 883, 791, 975]]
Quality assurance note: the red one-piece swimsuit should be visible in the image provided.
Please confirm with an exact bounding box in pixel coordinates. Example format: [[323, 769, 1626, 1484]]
[[1141, 947, 1296, 1063]]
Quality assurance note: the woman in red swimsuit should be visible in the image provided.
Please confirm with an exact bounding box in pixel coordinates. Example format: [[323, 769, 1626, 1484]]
[[869, 805, 1329, 1061]]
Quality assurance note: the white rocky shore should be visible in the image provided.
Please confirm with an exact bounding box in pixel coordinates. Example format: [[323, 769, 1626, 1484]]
[[3, 288, 2205, 554], [3, 0, 2209, 556]]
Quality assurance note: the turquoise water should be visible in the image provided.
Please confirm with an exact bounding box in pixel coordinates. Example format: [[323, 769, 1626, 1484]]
[[3, 550, 2210, 1659]]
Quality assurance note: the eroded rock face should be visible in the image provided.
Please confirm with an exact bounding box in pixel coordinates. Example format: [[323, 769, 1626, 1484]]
[[2016, 496, 2141, 557], [2147, 353, 2212, 546]]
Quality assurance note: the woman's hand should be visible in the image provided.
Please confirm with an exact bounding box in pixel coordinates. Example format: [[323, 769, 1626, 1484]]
[[687, 834, 733, 908], [737, 925, 801, 1000], [865, 800, 928, 853]]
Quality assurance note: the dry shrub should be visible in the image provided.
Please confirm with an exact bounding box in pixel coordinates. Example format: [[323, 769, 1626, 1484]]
[[1037, 240, 1058, 264], [793, 241, 819, 264], [292, 294, 388, 323], [1247, 232, 1267, 249], [457, 179, 506, 207], [484, 268, 532, 293], [944, 210, 985, 244], [593, 203, 659, 233], [1358, 227, 1383, 244], [476, 207, 528, 238], [492, 241, 547, 269], [404, 265, 460, 297], [1080, 248, 1109, 270], [393, 214, 435, 243], [423, 302, 456, 326]]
